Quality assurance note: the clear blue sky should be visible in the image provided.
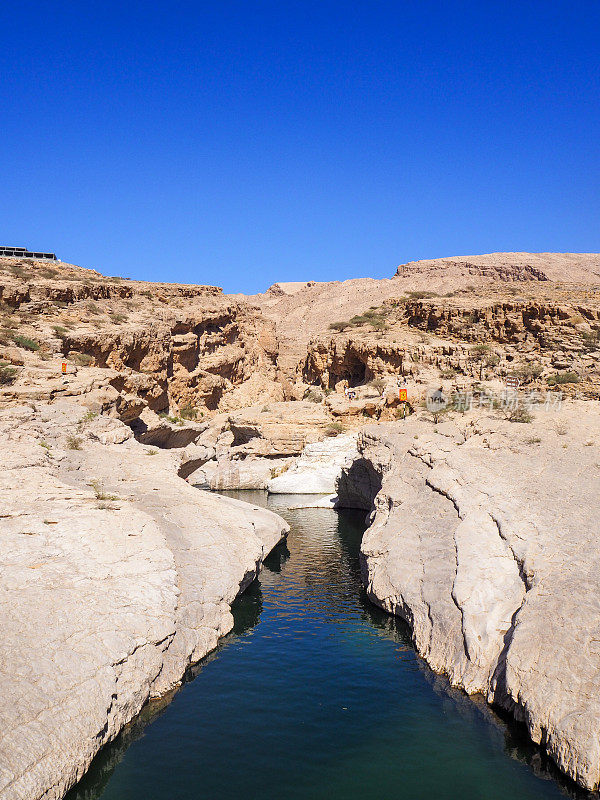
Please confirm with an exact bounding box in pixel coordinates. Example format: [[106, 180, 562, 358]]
[[1, 1, 598, 293]]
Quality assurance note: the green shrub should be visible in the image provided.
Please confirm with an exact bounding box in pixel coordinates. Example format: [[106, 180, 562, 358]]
[[88, 479, 118, 501], [324, 422, 344, 437], [158, 412, 181, 424], [546, 371, 579, 386], [512, 362, 543, 384], [370, 317, 388, 330], [179, 404, 198, 420], [0, 364, 18, 384], [407, 290, 438, 299], [52, 325, 68, 338], [68, 352, 93, 366], [66, 435, 83, 450], [506, 407, 533, 423], [110, 313, 127, 324], [12, 334, 39, 351], [581, 328, 600, 350]]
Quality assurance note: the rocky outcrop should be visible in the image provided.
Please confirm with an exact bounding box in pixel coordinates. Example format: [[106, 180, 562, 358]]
[[0, 401, 288, 800], [267, 433, 358, 494], [302, 293, 600, 400], [394, 252, 600, 283], [185, 402, 338, 490], [337, 408, 600, 790], [0, 259, 284, 419]]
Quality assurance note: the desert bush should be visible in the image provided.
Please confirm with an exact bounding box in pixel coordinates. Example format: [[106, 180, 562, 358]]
[[349, 314, 369, 325], [505, 407, 533, 423], [329, 321, 349, 331], [52, 325, 68, 338], [342, 308, 389, 330], [68, 352, 93, 366], [325, 422, 344, 436], [407, 290, 438, 299], [12, 334, 39, 351], [546, 371, 579, 386], [0, 364, 18, 384], [158, 411, 182, 424], [304, 387, 324, 403], [66, 435, 83, 450], [581, 327, 600, 350], [77, 411, 98, 430], [512, 362, 543, 384], [370, 377, 387, 392], [179, 404, 198, 420], [110, 313, 127, 324], [88, 479, 118, 501]]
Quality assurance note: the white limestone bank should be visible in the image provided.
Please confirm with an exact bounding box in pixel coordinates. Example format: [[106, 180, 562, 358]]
[[337, 410, 600, 791], [267, 434, 358, 494], [0, 402, 289, 800]]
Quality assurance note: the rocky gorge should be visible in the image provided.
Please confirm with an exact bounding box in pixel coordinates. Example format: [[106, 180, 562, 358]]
[[1, 251, 600, 798]]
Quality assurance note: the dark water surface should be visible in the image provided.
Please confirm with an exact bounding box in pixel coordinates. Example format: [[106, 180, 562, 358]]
[[68, 492, 583, 800]]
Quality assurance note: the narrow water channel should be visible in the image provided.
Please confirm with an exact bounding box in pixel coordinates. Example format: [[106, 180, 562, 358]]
[[68, 492, 583, 800]]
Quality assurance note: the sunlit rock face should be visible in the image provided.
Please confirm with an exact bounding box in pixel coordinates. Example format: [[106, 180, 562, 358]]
[[337, 409, 600, 791], [0, 401, 288, 800]]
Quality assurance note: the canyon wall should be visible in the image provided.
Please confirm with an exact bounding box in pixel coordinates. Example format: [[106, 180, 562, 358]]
[[337, 410, 600, 790]]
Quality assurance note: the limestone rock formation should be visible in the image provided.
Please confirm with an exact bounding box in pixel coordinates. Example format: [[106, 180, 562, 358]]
[[337, 406, 600, 790], [267, 433, 358, 494], [0, 401, 288, 800]]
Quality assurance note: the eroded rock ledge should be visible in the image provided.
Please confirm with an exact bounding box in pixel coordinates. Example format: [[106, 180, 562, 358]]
[[0, 401, 288, 800], [337, 408, 600, 791]]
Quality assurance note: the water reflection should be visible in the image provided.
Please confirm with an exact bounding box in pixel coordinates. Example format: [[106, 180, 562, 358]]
[[66, 491, 592, 800]]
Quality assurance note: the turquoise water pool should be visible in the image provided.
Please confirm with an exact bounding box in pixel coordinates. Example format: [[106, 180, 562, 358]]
[[67, 492, 583, 799]]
